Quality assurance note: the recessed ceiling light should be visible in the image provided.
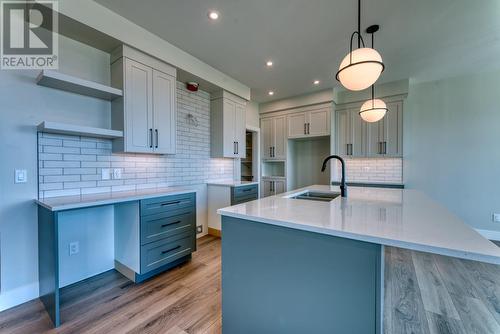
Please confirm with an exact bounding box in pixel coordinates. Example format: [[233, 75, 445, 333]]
[[208, 10, 219, 20], [268, 91, 274, 96], [313, 80, 320, 85], [266, 60, 273, 67]]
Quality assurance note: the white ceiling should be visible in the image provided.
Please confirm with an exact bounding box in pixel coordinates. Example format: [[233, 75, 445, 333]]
[[94, 0, 500, 102]]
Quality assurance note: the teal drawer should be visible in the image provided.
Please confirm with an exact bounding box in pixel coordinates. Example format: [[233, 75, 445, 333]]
[[231, 185, 258, 205], [141, 210, 195, 245], [140, 233, 194, 274], [233, 185, 258, 198], [140, 192, 195, 217], [231, 193, 258, 205]]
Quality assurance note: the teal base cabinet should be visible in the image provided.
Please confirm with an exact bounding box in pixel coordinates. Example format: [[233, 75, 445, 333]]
[[37, 191, 196, 328], [221, 216, 383, 334], [115, 192, 196, 283]]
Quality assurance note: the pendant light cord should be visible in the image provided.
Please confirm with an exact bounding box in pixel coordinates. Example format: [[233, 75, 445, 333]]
[[358, 0, 361, 48]]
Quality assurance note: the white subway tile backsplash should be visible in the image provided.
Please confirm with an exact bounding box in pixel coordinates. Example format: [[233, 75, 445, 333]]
[[336, 158, 403, 184], [38, 82, 234, 198]]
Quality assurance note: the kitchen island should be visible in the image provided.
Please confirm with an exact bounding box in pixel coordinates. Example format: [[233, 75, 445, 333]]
[[218, 185, 500, 334]]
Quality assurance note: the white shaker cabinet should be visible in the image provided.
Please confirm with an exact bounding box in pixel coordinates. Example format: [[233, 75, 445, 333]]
[[111, 45, 177, 154], [261, 115, 286, 160], [336, 100, 403, 158], [336, 108, 365, 157], [287, 107, 330, 139], [211, 90, 247, 158], [366, 101, 403, 157], [262, 178, 286, 197]]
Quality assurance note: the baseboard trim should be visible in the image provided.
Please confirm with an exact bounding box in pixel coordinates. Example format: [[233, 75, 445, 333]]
[[208, 227, 221, 238], [0, 282, 39, 312], [475, 228, 500, 241]]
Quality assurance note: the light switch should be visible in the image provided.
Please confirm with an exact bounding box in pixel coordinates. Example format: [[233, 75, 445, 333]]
[[113, 168, 122, 179], [493, 213, 500, 223], [101, 168, 111, 180], [15, 169, 27, 183]]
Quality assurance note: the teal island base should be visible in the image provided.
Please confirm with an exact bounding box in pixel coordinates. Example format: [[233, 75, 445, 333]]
[[221, 216, 384, 334]]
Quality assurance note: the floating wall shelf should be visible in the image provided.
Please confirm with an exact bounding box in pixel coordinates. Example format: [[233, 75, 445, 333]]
[[36, 70, 123, 101], [38, 121, 123, 139]]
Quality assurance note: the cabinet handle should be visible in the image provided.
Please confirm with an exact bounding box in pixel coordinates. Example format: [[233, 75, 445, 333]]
[[378, 142, 382, 154], [155, 129, 158, 148], [236, 141, 239, 155], [234, 142, 236, 155], [383, 141, 387, 154], [149, 129, 153, 148], [307, 123, 310, 135], [160, 200, 180, 207], [161, 221, 181, 228], [271, 181, 274, 192], [161, 245, 181, 255], [272, 146, 275, 157], [304, 123, 307, 135], [270, 147, 273, 157]]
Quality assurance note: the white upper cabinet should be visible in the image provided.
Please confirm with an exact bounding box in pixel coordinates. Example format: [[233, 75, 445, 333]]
[[336, 108, 365, 157], [152, 69, 176, 154], [366, 101, 403, 157], [211, 90, 247, 158], [261, 115, 286, 160], [287, 107, 330, 138], [111, 45, 177, 154], [336, 100, 403, 158]]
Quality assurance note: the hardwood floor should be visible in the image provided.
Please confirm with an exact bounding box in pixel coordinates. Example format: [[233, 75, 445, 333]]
[[1, 236, 499, 334]]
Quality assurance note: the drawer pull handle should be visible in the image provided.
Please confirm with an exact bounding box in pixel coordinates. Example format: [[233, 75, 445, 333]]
[[162, 245, 181, 254], [242, 188, 253, 192], [160, 201, 181, 207], [161, 221, 181, 228]]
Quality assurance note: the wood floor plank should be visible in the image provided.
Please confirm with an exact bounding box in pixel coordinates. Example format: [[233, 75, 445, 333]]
[[412, 252, 460, 319], [388, 248, 431, 334], [449, 293, 500, 334], [425, 311, 466, 334]]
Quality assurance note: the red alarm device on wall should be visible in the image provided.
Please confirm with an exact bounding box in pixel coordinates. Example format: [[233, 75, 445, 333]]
[[186, 82, 199, 92]]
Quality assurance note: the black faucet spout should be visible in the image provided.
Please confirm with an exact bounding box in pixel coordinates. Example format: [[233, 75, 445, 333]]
[[321, 155, 347, 197]]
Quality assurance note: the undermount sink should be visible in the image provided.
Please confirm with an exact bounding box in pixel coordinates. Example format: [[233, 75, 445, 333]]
[[290, 191, 340, 202]]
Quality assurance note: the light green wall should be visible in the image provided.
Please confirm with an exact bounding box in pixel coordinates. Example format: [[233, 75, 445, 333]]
[[404, 71, 500, 232]]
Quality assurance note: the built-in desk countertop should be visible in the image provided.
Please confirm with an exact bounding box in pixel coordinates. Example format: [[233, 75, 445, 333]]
[[35, 187, 196, 212]]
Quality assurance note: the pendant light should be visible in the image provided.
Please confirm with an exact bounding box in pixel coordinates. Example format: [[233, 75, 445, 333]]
[[336, 0, 384, 91], [359, 25, 387, 123]]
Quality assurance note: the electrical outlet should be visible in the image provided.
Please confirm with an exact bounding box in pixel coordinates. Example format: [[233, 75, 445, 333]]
[[493, 213, 500, 223], [113, 168, 122, 179], [101, 168, 111, 180], [196, 225, 203, 234], [15, 169, 27, 183], [69, 241, 79, 256]]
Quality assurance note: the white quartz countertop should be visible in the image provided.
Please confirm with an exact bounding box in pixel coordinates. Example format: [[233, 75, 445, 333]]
[[207, 180, 259, 187], [218, 185, 500, 265], [35, 187, 196, 211]]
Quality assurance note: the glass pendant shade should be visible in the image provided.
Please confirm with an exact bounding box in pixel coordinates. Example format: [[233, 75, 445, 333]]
[[359, 98, 387, 122], [337, 48, 384, 91]]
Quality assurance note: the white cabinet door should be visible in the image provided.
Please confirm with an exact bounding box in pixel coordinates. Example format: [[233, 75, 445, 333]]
[[381, 101, 403, 157], [222, 99, 236, 157], [124, 58, 153, 153], [152, 69, 176, 154], [308, 108, 330, 136], [350, 109, 366, 157], [262, 180, 273, 197], [274, 180, 286, 194], [336, 109, 350, 156], [234, 102, 246, 158], [273, 116, 286, 159], [288, 112, 307, 138], [261, 118, 273, 160]]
